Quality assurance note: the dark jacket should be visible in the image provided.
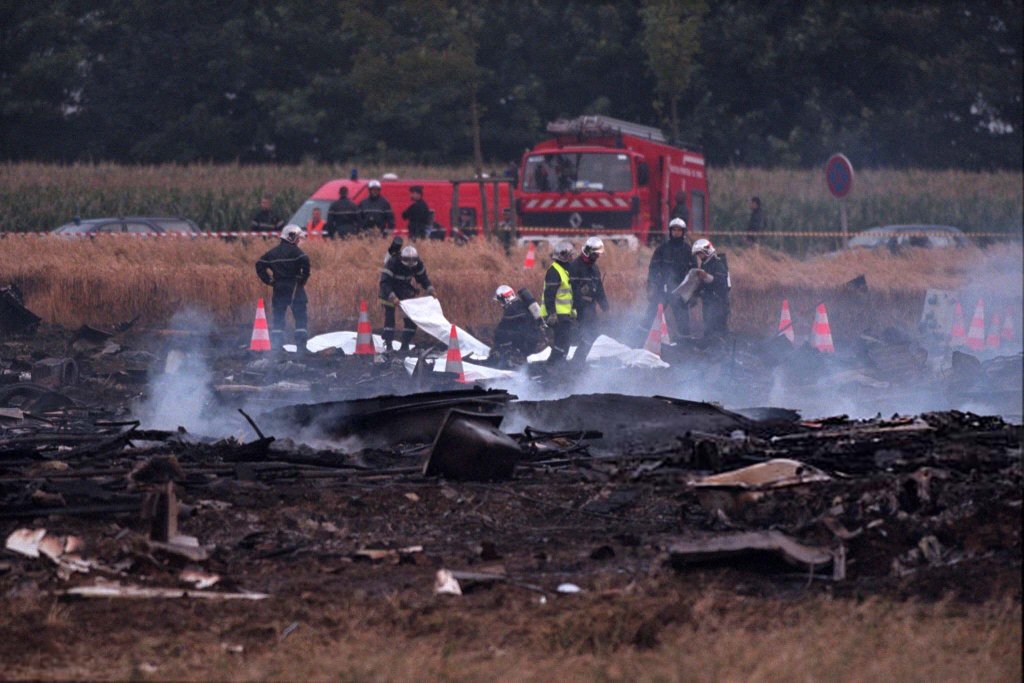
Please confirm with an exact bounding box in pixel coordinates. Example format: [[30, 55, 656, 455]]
[[256, 240, 310, 286], [698, 253, 730, 305], [670, 202, 689, 224], [494, 299, 542, 356], [401, 198, 432, 238], [379, 254, 432, 301], [327, 198, 359, 237], [250, 208, 283, 233], [748, 207, 765, 233], [359, 195, 395, 233], [647, 236, 694, 297], [568, 256, 608, 313]]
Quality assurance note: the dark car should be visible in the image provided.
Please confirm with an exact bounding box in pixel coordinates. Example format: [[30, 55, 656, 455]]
[[847, 224, 970, 250], [51, 216, 200, 236]]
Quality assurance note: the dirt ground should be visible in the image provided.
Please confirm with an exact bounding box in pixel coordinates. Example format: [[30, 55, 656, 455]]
[[1, 323, 1021, 681]]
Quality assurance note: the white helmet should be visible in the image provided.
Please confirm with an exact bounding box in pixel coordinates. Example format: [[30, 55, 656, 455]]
[[582, 236, 605, 258], [495, 285, 517, 306], [553, 241, 576, 263], [669, 218, 687, 232], [400, 245, 419, 267], [281, 224, 305, 243], [368, 179, 382, 189], [692, 238, 715, 258]]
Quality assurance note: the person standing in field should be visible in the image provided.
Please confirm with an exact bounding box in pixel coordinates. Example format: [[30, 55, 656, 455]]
[[747, 196, 765, 241], [379, 245, 436, 354], [326, 186, 359, 238], [567, 237, 609, 366], [401, 185, 432, 239], [250, 196, 284, 234], [692, 238, 731, 339], [638, 217, 694, 343], [359, 179, 395, 235], [670, 189, 689, 225], [256, 225, 311, 353], [305, 207, 326, 238], [540, 241, 577, 365]]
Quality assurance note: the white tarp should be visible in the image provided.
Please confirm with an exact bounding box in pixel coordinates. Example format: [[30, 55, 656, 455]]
[[401, 357, 517, 382], [527, 335, 668, 369], [671, 268, 703, 303], [399, 296, 491, 359], [284, 331, 400, 354]]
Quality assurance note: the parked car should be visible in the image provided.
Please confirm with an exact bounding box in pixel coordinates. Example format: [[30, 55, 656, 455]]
[[51, 217, 200, 235], [847, 224, 969, 250]]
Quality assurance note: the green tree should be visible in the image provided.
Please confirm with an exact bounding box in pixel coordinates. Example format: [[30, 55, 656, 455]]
[[640, 0, 707, 142]]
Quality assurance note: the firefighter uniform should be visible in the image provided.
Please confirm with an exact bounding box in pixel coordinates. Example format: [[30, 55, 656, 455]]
[[642, 234, 694, 341], [697, 253, 731, 338], [250, 208, 283, 234], [402, 197, 433, 240], [493, 299, 543, 368], [567, 255, 608, 364], [379, 254, 433, 351], [540, 261, 575, 364], [359, 195, 395, 235], [327, 196, 359, 238], [255, 239, 311, 350]]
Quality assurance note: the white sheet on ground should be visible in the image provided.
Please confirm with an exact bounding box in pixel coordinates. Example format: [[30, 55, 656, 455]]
[[399, 296, 491, 359], [527, 335, 668, 369], [284, 331, 400, 354], [402, 357, 517, 382]]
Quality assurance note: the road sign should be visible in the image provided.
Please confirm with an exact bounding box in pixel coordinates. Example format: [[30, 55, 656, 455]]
[[825, 154, 854, 199]]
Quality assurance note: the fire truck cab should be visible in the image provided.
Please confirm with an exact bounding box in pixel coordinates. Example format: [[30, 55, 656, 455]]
[[516, 116, 709, 247]]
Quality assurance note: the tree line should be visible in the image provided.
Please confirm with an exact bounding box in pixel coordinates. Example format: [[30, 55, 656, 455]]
[[1, 0, 1020, 169]]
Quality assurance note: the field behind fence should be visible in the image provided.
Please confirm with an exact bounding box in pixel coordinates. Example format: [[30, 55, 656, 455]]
[[0, 163, 1020, 246]]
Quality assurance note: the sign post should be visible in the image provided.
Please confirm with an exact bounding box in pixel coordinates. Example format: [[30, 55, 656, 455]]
[[824, 153, 854, 241]]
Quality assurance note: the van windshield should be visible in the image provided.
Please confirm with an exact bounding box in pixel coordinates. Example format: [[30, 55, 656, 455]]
[[522, 153, 633, 193]]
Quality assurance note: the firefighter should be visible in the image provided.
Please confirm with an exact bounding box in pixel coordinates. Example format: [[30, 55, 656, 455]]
[[249, 197, 283, 234], [326, 186, 359, 238], [492, 285, 545, 368], [255, 225, 311, 352], [379, 245, 435, 353], [670, 189, 689, 224], [539, 241, 576, 364], [305, 207, 326, 238], [401, 185, 432, 240], [384, 235, 403, 264], [359, 179, 395, 235], [692, 238, 731, 338], [638, 217, 693, 343], [568, 237, 609, 365]]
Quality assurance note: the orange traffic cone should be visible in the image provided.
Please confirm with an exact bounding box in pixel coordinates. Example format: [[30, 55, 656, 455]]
[[523, 243, 536, 269], [659, 304, 671, 345], [249, 299, 272, 351], [355, 300, 375, 356], [949, 301, 966, 347], [778, 299, 795, 343], [445, 324, 467, 382], [986, 313, 1002, 350], [1002, 309, 1016, 343], [643, 304, 664, 356], [966, 299, 986, 351], [811, 303, 834, 353]]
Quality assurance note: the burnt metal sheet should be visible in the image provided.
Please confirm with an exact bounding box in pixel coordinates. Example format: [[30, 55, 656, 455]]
[[0, 286, 40, 336], [668, 531, 842, 578], [423, 410, 522, 481]]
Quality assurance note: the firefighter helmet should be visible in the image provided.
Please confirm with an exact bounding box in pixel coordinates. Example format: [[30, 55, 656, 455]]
[[281, 224, 305, 243], [495, 285, 517, 306], [400, 245, 419, 267], [368, 179, 382, 189], [553, 241, 576, 263], [669, 218, 687, 232], [582, 236, 605, 258], [691, 238, 715, 259]]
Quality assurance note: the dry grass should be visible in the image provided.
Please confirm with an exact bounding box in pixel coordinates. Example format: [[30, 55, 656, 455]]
[[5, 592, 1019, 681], [2, 237, 1019, 341]]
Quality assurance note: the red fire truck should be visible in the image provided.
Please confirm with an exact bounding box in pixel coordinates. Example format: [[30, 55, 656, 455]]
[[288, 177, 512, 239], [516, 116, 709, 246]]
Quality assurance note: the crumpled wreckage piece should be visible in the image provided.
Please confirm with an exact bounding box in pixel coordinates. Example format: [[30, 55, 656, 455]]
[[423, 409, 522, 481], [668, 530, 844, 580], [690, 458, 831, 490]]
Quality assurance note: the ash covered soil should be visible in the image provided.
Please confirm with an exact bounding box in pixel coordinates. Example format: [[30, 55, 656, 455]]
[[1, 324, 1021, 679]]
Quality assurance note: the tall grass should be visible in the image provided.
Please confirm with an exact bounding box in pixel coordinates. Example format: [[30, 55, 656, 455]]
[[2, 236, 1018, 342], [0, 163, 1020, 240]]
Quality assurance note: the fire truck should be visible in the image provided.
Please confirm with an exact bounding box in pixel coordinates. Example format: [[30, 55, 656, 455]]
[[516, 115, 709, 247]]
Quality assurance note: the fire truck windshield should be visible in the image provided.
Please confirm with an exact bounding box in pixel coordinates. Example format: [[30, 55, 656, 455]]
[[522, 153, 633, 193]]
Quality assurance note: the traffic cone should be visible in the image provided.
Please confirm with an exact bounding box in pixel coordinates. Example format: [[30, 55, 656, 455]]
[[778, 299, 795, 343], [949, 301, 966, 347], [249, 299, 271, 352], [1002, 309, 1015, 343], [523, 243, 536, 269], [445, 324, 467, 382], [986, 313, 1002, 350], [355, 300, 375, 356], [811, 303, 834, 353], [659, 304, 671, 345], [966, 299, 986, 351], [643, 304, 664, 356]]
